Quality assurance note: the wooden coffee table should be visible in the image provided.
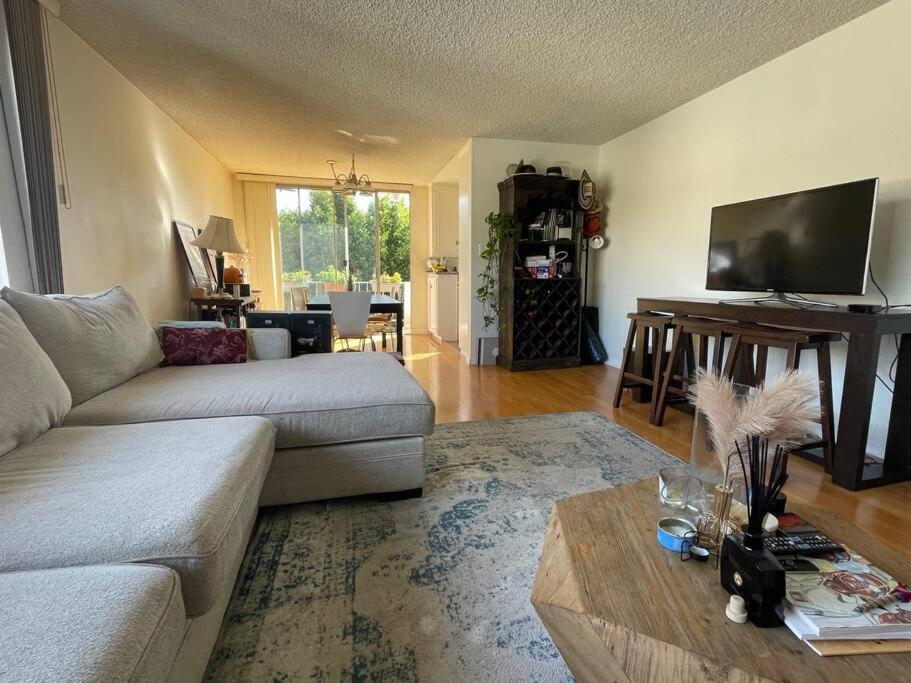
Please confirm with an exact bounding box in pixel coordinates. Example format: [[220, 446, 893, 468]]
[[531, 479, 911, 682]]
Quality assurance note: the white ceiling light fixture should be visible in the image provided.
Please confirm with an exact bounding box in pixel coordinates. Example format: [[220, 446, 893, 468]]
[[327, 155, 374, 195]]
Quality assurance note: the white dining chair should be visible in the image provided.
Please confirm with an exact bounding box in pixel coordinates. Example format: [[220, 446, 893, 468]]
[[327, 291, 374, 351], [367, 282, 400, 350], [290, 286, 309, 311]]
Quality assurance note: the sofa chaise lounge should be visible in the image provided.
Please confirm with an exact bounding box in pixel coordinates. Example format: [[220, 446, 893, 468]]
[[0, 286, 435, 681]]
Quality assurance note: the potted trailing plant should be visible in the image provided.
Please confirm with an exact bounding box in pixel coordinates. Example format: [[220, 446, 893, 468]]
[[476, 212, 516, 329]]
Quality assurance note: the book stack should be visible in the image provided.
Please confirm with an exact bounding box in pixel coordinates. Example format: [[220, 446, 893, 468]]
[[783, 547, 911, 656], [524, 256, 552, 279]]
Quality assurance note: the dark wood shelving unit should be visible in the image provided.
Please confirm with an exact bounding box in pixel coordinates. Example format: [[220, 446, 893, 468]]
[[496, 175, 583, 371]]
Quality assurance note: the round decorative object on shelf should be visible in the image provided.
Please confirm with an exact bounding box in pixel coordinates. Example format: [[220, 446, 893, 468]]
[[583, 213, 601, 237], [223, 266, 244, 284]]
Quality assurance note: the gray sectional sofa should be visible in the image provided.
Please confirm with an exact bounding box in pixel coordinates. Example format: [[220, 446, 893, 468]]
[[0, 286, 435, 682]]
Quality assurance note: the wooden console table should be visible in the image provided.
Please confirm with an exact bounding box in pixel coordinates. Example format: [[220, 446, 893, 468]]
[[531, 479, 911, 682], [635, 297, 911, 491]]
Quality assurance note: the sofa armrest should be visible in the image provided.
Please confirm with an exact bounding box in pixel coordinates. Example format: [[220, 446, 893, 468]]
[[249, 327, 291, 360]]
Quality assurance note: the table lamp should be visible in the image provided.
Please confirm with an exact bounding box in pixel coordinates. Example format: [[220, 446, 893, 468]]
[[191, 215, 244, 295]]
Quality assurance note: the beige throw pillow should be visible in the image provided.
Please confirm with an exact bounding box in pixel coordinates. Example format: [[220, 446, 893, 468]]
[[0, 287, 163, 405], [0, 300, 72, 456]]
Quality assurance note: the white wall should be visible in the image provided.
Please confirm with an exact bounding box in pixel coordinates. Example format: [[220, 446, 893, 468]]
[[594, 0, 911, 455], [431, 142, 472, 355], [48, 16, 235, 322]]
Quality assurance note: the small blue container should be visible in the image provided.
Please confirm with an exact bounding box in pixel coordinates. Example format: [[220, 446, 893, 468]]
[[657, 517, 697, 552]]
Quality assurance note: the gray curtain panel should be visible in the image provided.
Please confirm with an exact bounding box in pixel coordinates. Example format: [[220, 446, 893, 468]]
[[3, 0, 62, 294]]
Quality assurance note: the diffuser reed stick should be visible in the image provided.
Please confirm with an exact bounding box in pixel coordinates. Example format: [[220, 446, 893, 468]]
[[736, 436, 789, 547]]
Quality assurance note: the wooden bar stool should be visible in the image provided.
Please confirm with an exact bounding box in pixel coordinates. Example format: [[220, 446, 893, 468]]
[[653, 317, 730, 426], [612, 312, 674, 421], [722, 323, 840, 472]]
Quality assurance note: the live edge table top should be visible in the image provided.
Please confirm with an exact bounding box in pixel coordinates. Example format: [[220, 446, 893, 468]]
[[530, 479, 911, 683]]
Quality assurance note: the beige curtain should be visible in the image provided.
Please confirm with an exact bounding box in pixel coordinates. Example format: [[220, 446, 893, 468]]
[[240, 180, 281, 310]]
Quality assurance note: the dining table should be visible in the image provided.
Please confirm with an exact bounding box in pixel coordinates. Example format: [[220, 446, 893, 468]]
[[307, 293, 404, 352]]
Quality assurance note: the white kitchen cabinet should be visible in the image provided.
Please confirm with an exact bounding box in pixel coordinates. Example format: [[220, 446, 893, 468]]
[[427, 273, 458, 342], [431, 184, 459, 257]]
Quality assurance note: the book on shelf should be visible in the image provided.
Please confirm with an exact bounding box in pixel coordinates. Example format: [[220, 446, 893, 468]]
[[783, 546, 911, 651]]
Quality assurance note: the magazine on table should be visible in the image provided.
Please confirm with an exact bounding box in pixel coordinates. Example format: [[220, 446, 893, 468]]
[[783, 547, 911, 642]]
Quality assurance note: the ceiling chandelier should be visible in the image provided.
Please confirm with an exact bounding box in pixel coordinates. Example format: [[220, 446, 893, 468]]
[[327, 155, 374, 195]]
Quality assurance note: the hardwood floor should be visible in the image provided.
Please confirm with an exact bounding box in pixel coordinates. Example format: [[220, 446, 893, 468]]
[[402, 333, 911, 558]]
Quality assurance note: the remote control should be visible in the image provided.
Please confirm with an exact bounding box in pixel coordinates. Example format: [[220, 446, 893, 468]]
[[765, 533, 844, 557]]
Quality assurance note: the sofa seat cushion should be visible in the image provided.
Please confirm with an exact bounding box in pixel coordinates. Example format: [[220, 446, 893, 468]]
[[65, 353, 435, 449], [0, 564, 184, 683], [0, 418, 276, 616]]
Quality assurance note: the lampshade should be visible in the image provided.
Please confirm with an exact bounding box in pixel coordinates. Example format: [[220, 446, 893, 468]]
[[191, 215, 244, 254]]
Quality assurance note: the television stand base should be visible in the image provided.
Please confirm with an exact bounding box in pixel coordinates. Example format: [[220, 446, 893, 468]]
[[721, 292, 839, 309]]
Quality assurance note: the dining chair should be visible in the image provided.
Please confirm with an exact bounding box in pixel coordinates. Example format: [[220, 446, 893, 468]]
[[290, 286, 309, 311], [367, 282, 400, 350], [328, 291, 374, 351]]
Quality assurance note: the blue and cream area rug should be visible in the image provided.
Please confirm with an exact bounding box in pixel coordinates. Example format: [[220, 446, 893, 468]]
[[205, 411, 679, 681]]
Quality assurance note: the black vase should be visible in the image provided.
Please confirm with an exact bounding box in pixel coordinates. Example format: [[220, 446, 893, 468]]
[[720, 532, 785, 627]]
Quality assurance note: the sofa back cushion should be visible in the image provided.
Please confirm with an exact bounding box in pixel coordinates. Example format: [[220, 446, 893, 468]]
[[0, 287, 162, 405], [0, 300, 71, 456]]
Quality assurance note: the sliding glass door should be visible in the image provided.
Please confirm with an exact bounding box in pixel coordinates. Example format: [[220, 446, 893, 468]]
[[276, 187, 411, 323]]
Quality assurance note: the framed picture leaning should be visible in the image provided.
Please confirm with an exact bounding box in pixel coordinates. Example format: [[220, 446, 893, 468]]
[[173, 220, 211, 287]]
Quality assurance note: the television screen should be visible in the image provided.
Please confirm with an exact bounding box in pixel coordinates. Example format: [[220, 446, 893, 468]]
[[706, 178, 878, 295]]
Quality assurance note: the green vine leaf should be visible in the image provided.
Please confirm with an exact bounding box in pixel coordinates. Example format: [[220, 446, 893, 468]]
[[475, 212, 516, 330]]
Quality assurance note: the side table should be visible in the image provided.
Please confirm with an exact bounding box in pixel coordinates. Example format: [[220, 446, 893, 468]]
[[190, 295, 259, 327]]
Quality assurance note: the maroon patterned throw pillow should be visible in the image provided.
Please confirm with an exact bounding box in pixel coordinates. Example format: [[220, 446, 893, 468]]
[[160, 327, 248, 366]]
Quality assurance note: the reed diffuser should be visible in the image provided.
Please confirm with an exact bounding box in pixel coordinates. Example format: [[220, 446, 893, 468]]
[[737, 435, 790, 550], [690, 369, 819, 626], [720, 435, 793, 626]]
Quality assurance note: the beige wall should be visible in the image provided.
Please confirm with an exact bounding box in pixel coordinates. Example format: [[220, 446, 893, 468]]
[[48, 16, 235, 323], [594, 0, 911, 455]]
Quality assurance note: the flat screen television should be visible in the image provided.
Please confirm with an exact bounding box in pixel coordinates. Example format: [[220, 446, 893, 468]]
[[706, 178, 878, 296]]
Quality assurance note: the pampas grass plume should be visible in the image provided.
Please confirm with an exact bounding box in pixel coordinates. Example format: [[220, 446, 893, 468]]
[[689, 369, 820, 478]]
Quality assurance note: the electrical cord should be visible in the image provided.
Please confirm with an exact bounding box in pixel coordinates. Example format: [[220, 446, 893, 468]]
[[791, 281, 901, 393], [838, 331, 893, 394], [867, 266, 903, 392], [869, 269, 890, 309]]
